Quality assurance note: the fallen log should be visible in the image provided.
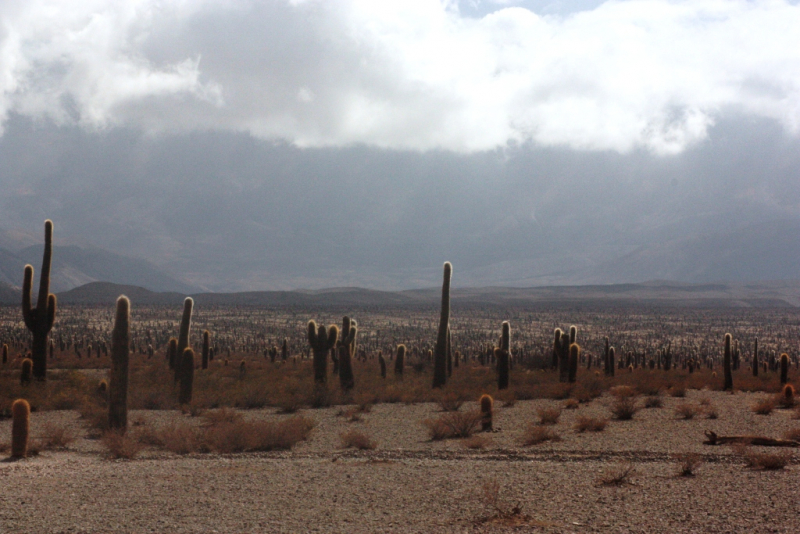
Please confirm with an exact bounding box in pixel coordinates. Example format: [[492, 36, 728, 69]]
[[704, 430, 800, 447]]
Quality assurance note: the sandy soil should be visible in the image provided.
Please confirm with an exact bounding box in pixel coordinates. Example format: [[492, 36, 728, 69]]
[[1, 390, 799, 533]]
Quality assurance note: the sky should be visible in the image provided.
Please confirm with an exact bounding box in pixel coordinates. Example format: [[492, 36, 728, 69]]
[[1, 0, 799, 291]]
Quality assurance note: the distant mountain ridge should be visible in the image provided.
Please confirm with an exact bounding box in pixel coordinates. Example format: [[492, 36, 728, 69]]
[[26, 279, 800, 308], [0, 244, 200, 294]]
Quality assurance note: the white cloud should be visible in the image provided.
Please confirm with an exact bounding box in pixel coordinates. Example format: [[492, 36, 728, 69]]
[[2, 0, 800, 153]]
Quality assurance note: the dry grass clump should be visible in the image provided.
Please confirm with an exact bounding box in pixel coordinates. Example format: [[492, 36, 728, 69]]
[[735, 445, 793, 470], [101, 431, 144, 459], [752, 396, 777, 415], [598, 463, 636, 486], [563, 399, 579, 410], [609, 385, 637, 398], [704, 405, 719, 419], [37, 423, 76, 450], [674, 403, 699, 420], [204, 417, 315, 453], [437, 392, 465, 412], [611, 397, 638, 420], [674, 452, 702, 477], [536, 406, 561, 425], [423, 410, 482, 440], [521, 423, 561, 446], [462, 435, 492, 450], [669, 385, 687, 398], [201, 407, 243, 426], [340, 429, 377, 450], [643, 395, 663, 409], [782, 428, 800, 442], [476, 478, 529, 526], [574, 416, 608, 433]]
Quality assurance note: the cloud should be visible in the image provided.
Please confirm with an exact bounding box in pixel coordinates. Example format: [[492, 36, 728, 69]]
[[2, 0, 800, 153]]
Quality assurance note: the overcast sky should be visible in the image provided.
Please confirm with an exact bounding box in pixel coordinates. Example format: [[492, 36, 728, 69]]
[[1, 0, 799, 291]]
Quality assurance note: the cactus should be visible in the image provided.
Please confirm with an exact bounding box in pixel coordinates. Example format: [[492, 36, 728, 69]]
[[553, 329, 562, 370], [568, 343, 579, 383], [2, 343, 7, 364], [22, 220, 56, 381], [783, 384, 795, 407], [752, 337, 759, 377], [98, 379, 109, 397], [239, 360, 246, 379], [108, 296, 130, 432], [723, 333, 733, 391], [569, 325, 577, 345], [479, 394, 493, 431], [308, 320, 338, 384], [558, 331, 570, 382], [603, 336, 610, 376], [281, 339, 288, 361], [496, 321, 510, 390], [167, 338, 178, 368], [446, 327, 452, 378], [394, 344, 406, 378], [608, 347, 616, 377], [179, 348, 195, 405], [174, 298, 193, 383], [202, 330, 210, 370], [664, 341, 672, 371], [20, 358, 33, 385], [379, 351, 387, 379], [11, 399, 30, 459], [780, 353, 789, 385], [432, 262, 451, 389], [338, 316, 357, 390]]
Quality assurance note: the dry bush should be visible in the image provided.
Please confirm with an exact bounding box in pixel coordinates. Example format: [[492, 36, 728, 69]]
[[78, 400, 109, 436], [574, 416, 608, 433], [674, 403, 699, 420], [737, 447, 793, 470], [752, 397, 777, 415], [704, 406, 719, 419], [463, 435, 491, 449], [102, 431, 144, 460], [423, 411, 482, 440], [563, 399, 579, 410], [521, 423, 561, 446], [609, 386, 637, 399], [478, 478, 524, 523], [152, 424, 205, 454], [643, 395, 663, 409], [674, 453, 702, 477], [698, 396, 711, 406], [537, 407, 561, 425], [340, 429, 377, 450], [598, 463, 636, 486], [437, 392, 465, 412], [611, 397, 638, 420], [205, 417, 315, 453], [202, 407, 243, 426], [37, 423, 76, 450], [669, 385, 687, 398]]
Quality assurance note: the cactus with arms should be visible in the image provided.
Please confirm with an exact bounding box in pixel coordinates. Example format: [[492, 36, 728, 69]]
[[22, 220, 56, 380]]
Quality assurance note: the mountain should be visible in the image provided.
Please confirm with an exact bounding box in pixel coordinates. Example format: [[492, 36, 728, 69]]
[[0, 244, 200, 295], [43, 280, 800, 308]]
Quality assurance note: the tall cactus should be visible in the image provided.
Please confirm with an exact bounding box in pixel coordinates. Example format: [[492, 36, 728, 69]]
[[723, 333, 733, 391], [558, 330, 570, 382], [780, 353, 789, 385], [553, 329, 562, 370], [338, 316, 357, 390], [174, 298, 193, 383], [22, 220, 56, 381], [308, 320, 338, 384], [179, 348, 195, 405], [379, 351, 387, 379], [446, 326, 452, 378], [108, 296, 130, 432], [568, 343, 579, 383], [752, 337, 759, 377], [496, 321, 510, 390], [202, 330, 210, 370], [603, 336, 610, 376], [394, 344, 405, 378], [608, 347, 616, 377], [11, 399, 30, 459], [432, 262, 451, 389]]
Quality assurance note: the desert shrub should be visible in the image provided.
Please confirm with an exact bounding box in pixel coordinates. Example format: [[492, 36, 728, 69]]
[[423, 411, 482, 440], [78, 400, 109, 436], [675, 403, 699, 420], [154, 424, 205, 454], [574, 416, 608, 433], [437, 392, 465, 412], [598, 463, 635, 486], [478, 478, 525, 523], [102, 431, 143, 460], [669, 385, 687, 398], [563, 399, 579, 410], [737, 447, 793, 470], [643, 395, 663, 409], [611, 397, 638, 420], [537, 406, 561, 425], [202, 407, 243, 426], [752, 397, 776, 415], [783, 428, 800, 441], [37, 423, 76, 449], [609, 386, 637, 399], [674, 453, 702, 476], [205, 417, 315, 453], [705, 406, 719, 419], [521, 424, 561, 446], [463, 435, 491, 449], [340, 429, 377, 450]]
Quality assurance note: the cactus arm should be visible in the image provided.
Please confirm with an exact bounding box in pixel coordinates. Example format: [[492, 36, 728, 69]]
[[308, 320, 318, 346], [22, 265, 35, 330], [36, 220, 53, 314], [46, 294, 56, 330]]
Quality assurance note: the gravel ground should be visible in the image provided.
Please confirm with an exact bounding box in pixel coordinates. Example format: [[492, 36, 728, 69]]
[[1, 390, 799, 533]]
